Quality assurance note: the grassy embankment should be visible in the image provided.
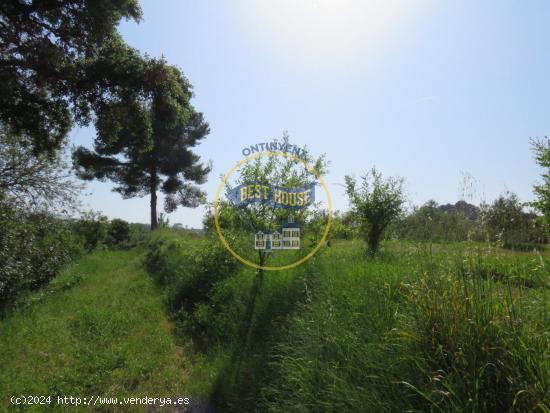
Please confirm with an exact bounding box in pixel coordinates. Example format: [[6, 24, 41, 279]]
[[0, 248, 189, 412]]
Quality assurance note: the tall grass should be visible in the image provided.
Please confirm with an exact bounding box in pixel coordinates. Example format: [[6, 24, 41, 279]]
[[0, 249, 190, 412], [146, 232, 550, 412]]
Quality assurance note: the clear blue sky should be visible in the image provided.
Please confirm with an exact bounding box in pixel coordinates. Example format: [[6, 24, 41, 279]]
[[70, 0, 550, 227]]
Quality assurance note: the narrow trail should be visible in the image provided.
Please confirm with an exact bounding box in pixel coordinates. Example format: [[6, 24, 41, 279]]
[[0, 249, 191, 412]]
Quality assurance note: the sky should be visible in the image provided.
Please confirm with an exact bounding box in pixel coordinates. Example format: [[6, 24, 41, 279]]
[[70, 0, 550, 228]]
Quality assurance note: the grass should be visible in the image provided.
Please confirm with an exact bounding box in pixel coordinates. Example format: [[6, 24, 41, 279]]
[[145, 233, 549, 412], [1, 232, 548, 412], [0, 248, 190, 412]]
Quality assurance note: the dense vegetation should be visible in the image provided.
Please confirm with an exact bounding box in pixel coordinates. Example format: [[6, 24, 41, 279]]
[[0, 204, 146, 311], [145, 230, 549, 412], [2, 2, 550, 412], [0, 200, 82, 309]]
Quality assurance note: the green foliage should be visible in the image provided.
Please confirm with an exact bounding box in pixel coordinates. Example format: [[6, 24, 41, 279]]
[[482, 192, 547, 250], [145, 230, 238, 346], [0, 200, 83, 309], [127, 222, 151, 246], [216, 133, 328, 267], [345, 168, 405, 256], [157, 212, 171, 229], [0, 0, 142, 156], [177, 239, 549, 413], [531, 137, 550, 228], [2, 228, 547, 412], [0, 250, 189, 406], [73, 58, 211, 229], [326, 210, 358, 240], [402, 256, 549, 412], [305, 209, 332, 247], [0, 127, 82, 211], [203, 201, 243, 233], [70, 211, 108, 251], [396, 200, 483, 243], [107, 218, 130, 246]]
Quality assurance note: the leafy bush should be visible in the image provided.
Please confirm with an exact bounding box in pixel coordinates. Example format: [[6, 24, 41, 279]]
[[106, 218, 130, 246], [70, 211, 108, 251], [128, 223, 150, 246], [0, 201, 83, 309]]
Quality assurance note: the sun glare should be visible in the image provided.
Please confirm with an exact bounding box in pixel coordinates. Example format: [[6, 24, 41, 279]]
[[242, 0, 420, 66]]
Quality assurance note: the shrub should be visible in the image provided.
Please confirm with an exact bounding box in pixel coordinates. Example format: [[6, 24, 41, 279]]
[[0, 201, 83, 309], [128, 223, 150, 246], [106, 218, 130, 246], [70, 211, 108, 251], [395, 200, 484, 243]]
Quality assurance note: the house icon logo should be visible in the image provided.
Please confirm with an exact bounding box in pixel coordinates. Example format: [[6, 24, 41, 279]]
[[255, 216, 301, 251]]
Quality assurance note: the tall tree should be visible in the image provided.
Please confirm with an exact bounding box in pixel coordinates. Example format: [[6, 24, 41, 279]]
[[0, 0, 142, 156], [73, 58, 211, 229]]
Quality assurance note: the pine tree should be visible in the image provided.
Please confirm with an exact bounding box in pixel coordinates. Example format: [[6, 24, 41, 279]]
[[73, 59, 210, 229], [0, 0, 142, 156]]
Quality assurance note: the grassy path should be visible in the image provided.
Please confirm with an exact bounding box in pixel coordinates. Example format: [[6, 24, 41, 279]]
[[0, 249, 189, 412]]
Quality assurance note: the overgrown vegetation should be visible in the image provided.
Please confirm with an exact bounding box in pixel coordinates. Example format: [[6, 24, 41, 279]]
[[0, 200, 82, 310], [0, 202, 146, 311], [144, 229, 549, 412], [0, 249, 190, 412], [385, 194, 548, 252], [145, 230, 238, 347], [1, 3, 549, 412]]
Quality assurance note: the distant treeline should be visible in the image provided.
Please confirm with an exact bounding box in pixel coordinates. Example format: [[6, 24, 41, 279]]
[[328, 196, 548, 250]]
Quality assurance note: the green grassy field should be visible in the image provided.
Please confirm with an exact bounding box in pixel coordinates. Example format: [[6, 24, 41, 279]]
[[1, 234, 549, 412], [146, 233, 549, 412], [0, 249, 190, 412]]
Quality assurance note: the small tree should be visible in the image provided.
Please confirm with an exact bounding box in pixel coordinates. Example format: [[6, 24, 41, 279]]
[[221, 135, 327, 269], [345, 168, 405, 256], [107, 219, 130, 246], [215, 134, 328, 361], [531, 137, 550, 230], [71, 211, 108, 251]]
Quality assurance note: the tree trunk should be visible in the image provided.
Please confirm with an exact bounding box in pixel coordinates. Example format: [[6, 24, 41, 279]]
[[150, 169, 158, 230], [367, 224, 380, 256]]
